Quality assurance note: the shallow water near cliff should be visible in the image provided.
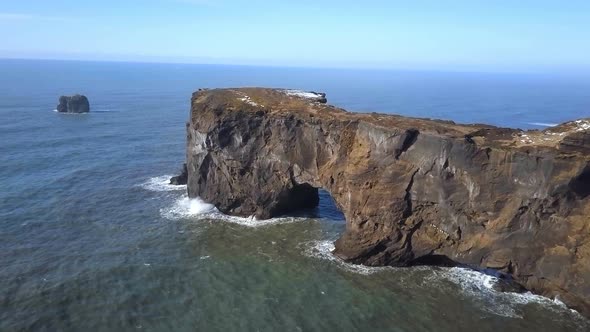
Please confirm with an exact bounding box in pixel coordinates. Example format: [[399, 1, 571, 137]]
[[2, 59, 590, 331]]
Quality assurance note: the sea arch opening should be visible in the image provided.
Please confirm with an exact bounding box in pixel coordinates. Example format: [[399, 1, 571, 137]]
[[272, 183, 345, 222]]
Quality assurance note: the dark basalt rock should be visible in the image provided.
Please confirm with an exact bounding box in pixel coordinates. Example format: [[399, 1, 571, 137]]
[[310, 91, 327, 104], [492, 278, 527, 294], [169, 163, 188, 185], [184, 87, 590, 317], [57, 94, 90, 113]]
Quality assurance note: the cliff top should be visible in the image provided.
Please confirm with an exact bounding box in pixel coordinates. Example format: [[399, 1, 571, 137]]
[[193, 87, 590, 155]]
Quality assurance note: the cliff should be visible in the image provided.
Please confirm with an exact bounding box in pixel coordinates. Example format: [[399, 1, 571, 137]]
[[185, 87, 590, 316]]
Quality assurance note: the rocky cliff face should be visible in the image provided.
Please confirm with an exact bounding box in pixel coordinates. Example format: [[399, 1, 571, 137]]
[[185, 87, 590, 316]]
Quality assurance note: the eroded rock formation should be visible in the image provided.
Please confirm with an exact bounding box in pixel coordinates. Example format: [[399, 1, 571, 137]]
[[185, 87, 590, 316], [57, 94, 90, 113], [170, 163, 188, 185]]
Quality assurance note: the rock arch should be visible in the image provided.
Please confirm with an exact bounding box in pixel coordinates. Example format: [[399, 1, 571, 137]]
[[185, 87, 590, 316]]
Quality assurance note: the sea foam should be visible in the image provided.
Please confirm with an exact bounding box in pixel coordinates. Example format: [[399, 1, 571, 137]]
[[160, 196, 217, 219], [305, 240, 580, 319], [144, 174, 306, 227], [160, 194, 305, 227], [304, 240, 391, 275], [527, 122, 558, 127], [428, 267, 578, 318], [140, 175, 186, 192]]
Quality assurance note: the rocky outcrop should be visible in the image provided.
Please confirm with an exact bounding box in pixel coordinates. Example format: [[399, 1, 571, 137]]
[[169, 163, 188, 185], [185, 87, 590, 316], [57, 94, 90, 113]]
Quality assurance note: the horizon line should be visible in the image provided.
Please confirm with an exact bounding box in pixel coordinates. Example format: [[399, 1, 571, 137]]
[[1, 55, 585, 77]]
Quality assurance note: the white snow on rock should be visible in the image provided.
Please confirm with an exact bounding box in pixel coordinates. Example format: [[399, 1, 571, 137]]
[[239, 96, 259, 107], [574, 119, 590, 131], [233, 91, 262, 107], [517, 133, 533, 144], [284, 90, 324, 99]]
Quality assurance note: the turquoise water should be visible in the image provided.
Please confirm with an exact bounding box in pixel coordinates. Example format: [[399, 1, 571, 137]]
[[1, 59, 590, 331]]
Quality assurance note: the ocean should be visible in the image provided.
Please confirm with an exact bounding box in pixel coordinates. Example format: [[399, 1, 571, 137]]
[[1, 59, 589, 331]]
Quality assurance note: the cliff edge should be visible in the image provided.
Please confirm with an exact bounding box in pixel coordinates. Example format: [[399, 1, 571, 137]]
[[185, 87, 590, 316]]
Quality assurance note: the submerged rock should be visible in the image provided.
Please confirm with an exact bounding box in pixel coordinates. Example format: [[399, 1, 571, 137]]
[[57, 94, 90, 113], [169, 163, 188, 185], [184, 87, 590, 317]]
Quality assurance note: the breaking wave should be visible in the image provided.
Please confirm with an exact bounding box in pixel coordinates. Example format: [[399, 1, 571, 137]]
[[426, 267, 575, 318], [305, 240, 581, 319], [140, 175, 186, 192], [149, 176, 584, 321], [304, 240, 392, 275], [160, 196, 217, 218], [160, 194, 305, 227], [527, 122, 558, 127]]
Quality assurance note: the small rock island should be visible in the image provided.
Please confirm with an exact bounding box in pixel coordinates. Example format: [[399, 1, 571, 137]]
[[183, 87, 590, 317], [57, 94, 90, 113]]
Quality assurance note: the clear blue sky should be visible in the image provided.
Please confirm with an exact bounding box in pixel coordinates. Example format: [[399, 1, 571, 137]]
[[1, 0, 589, 72]]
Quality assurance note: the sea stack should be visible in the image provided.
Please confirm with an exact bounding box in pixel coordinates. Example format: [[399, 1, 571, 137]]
[[183, 87, 590, 317], [57, 94, 90, 113]]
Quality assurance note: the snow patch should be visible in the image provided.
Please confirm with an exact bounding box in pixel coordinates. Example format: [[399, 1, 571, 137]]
[[574, 119, 590, 131], [239, 95, 259, 107], [234, 91, 262, 107], [517, 133, 533, 144], [284, 90, 324, 100]]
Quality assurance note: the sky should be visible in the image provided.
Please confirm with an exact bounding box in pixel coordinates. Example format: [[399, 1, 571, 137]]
[[1, 0, 589, 72]]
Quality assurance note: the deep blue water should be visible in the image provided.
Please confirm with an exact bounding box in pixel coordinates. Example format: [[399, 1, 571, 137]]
[[1, 59, 590, 331]]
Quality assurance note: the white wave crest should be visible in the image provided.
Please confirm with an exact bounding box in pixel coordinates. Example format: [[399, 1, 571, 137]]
[[426, 267, 576, 318], [52, 109, 91, 115], [160, 195, 305, 227], [140, 175, 186, 192], [304, 240, 391, 275], [306, 241, 580, 318], [527, 122, 558, 127], [160, 196, 217, 220]]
